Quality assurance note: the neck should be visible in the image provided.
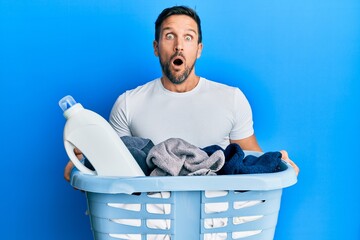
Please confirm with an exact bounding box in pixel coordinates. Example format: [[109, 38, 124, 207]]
[[161, 74, 200, 93]]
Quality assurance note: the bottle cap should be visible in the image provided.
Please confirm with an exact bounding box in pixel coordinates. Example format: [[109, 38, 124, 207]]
[[59, 95, 77, 112]]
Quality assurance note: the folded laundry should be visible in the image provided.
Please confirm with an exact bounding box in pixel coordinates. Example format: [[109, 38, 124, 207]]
[[85, 136, 280, 176], [203, 143, 282, 174], [146, 138, 225, 176]]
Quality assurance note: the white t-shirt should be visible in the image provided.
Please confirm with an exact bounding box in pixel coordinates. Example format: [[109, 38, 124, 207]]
[[109, 77, 254, 149]]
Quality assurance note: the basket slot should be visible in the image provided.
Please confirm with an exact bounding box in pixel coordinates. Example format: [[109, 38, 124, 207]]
[[203, 232, 228, 239], [90, 216, 174, 235], [204, 202, 229, 214], [203, 217, 229, 229], [204, 190, 229, 198], [93, 231, 142, 240], [203, 230, 263, 240], [203, 215, 263, 229], [88, 202, 174, 219], [202, 190, 281, 203], [108, 203, 141, 212], [201, 211, 279, 233], [232, 215, 263, 225], [145, 203, 171, 214], [145, 219, 171, 229], [201, 227, 276, 240], [202, 197, 281, 218], [232, 231, 262, 240], [202, 190, 281, 215], [109, 233, 142, 240], [89, 202, 174, 219], [90, 201, 142, 218], [233, 200, 263, 210]]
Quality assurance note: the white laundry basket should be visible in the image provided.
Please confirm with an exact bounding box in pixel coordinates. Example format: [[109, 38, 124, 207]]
[[70, 151, 297, 240]]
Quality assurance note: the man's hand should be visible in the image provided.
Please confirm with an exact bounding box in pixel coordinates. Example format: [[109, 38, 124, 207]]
[[280, 150, 300, 176], [64, 148, 83, 182]]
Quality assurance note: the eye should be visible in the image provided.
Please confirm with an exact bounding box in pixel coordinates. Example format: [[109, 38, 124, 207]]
[[165, 33, 174, 40], [185, 35, 193, 41]]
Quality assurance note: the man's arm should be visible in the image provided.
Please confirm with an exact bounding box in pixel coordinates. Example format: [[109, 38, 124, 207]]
[[230, 134, 262, 151]]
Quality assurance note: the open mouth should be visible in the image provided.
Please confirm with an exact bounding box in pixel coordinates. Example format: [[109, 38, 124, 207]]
[[173, 58, 183, 66]]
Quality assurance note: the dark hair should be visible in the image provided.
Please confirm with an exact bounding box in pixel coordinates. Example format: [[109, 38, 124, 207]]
[[155, 6, 202, 43]]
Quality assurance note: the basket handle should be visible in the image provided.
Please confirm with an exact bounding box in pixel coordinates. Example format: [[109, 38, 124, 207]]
[[64, 140, 96, 175]]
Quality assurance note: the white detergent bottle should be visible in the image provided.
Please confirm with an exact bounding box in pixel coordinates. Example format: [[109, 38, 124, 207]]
[[59, 95, 145, 177]]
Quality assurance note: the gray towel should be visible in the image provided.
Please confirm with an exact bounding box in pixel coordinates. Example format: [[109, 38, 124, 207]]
[[146, 138, 225, 176]]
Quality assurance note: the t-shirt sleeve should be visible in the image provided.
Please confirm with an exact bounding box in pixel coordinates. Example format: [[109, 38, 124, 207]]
[[109, 92, 132, 137], [229, 88, 254, 140]]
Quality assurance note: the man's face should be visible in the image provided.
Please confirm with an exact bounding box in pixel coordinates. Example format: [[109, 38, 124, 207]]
[[154, 15, 203, 84]]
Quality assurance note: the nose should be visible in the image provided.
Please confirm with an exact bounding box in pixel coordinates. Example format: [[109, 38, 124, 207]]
[[174, 39, 183, 52]]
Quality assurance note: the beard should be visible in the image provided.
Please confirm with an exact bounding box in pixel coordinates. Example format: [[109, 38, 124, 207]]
[[159, 53, 196, 85]]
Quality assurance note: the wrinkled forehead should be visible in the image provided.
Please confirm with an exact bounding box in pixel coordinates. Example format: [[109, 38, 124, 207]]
[[160, 15, 199, 35]]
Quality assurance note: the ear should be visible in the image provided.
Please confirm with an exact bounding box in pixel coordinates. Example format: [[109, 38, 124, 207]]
[[153, 40, 159, 57], [196, 42, 203, 59]]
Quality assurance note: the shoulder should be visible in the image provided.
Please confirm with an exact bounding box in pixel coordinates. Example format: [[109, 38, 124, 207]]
[[115, 79, 160, 102], [111, 79, 159, 108], [125, 79, 160, 97]]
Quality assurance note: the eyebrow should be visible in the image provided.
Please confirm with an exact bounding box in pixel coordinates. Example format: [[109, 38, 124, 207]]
[[162, 27, 198, 35]]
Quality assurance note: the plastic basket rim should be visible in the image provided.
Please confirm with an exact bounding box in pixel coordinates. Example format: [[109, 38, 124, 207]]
[[70, 151, 297, 194]]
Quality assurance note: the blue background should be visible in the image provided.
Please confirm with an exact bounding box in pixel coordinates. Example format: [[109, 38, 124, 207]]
[[1, 0, 359, 239]]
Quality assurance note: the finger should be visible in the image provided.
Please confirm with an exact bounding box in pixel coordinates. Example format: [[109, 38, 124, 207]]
[[285, 159, 300, 176], [64, 161, 74, 182], [74, 147, 82, 155], [279, 150, 289, 160], [73, 148, 84, 160], [279, 150, 300, 176]]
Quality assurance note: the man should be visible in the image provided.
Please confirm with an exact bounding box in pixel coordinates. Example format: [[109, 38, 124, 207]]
[[64, 6, 299, 181]]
